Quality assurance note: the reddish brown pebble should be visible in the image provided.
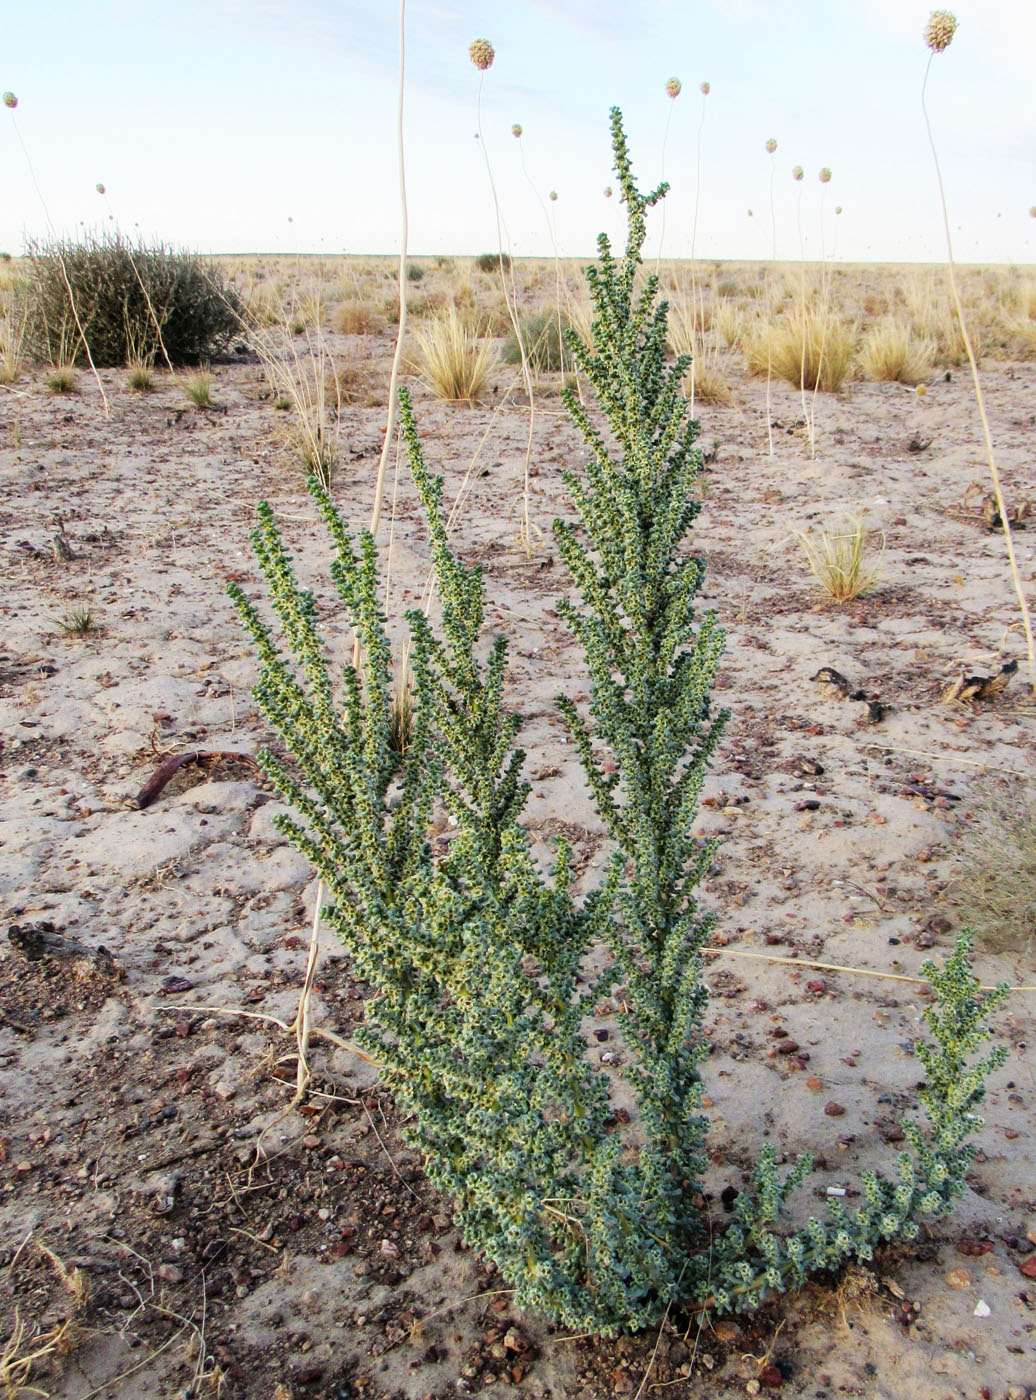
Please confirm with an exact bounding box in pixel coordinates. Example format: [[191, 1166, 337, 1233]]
[[711, 1319, 741, 1344], [759, 1363, 784, 1388], [956, 1241, 994, 1257], [824, 1102, 846, 1117], [806, 1076, 823, 1091], [159, 975, 194, 994], [806, 979, 827, 993], [777, 1040, 800, 1054], [1019, 1256, 1036, 1278]]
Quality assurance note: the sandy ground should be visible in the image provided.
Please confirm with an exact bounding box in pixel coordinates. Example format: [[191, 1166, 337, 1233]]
[[1, 316, 1035, 1400]]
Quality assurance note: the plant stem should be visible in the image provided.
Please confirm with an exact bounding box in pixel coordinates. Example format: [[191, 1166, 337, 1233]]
[[922, 55, 1036, 692], [474, 73, 537, 552], [355, 0, 410, 670]]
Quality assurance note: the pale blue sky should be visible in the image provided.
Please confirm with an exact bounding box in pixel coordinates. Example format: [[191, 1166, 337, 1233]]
[[2, 0, 1033, 263]]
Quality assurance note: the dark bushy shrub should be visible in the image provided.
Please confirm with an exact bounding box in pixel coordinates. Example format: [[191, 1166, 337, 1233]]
[[24, 233, 243, 367], [475, 251, 510, 274]]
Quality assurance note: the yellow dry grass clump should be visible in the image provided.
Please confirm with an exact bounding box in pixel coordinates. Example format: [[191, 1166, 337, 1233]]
[[414, 305, 497, 403], [745, 304, 856, 392], [859, 317, 933, 383], [333, 300, 385, 335], [798, 518, 883, 600], [668, 301, 732, 406]]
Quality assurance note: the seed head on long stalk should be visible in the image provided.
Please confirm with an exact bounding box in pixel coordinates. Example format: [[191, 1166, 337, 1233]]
[[920, 8, 1036, 690]]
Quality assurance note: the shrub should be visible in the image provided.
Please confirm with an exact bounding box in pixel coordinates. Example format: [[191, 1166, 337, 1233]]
[[232, 109, 1008, 1337], [24, 232, 243, 367], [475, 251, 510, 274], [406, 262, 425, 282]]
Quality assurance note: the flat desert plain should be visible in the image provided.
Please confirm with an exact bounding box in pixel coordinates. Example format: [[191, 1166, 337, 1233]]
[[0, 256, 1034, 1399]]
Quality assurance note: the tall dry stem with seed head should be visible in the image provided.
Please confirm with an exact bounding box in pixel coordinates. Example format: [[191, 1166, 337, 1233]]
[[655, 76, 682, 277], [763, 136, 779, 454], [921, 10, 1036, 691], [685, 79, 711, 414], [469, 36, 538, 552], [4, 90, 110, 417]]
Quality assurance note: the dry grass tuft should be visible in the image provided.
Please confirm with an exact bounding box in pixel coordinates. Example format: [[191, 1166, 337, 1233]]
[[797, 518, 883, 600], [414, 306, 497, 403], [241, 282, 283, 328], [0, 306, 27, 384], [184, 367, 215, 407], [0, 1240, 89, 1398], [46, 363, 78, 394], [126, 357, 155, 392], [250, 286, 348, 484], [712, 299, 744, 350], [332, 300, 384, 336], [745, 306, 856, 392], [945, 777, 1036, 957], [668, 304, 732, 406], [859, 317, 933, 383]]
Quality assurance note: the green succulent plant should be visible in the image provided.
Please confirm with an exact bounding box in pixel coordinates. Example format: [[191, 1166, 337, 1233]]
[[230, 108, 1009, 1335]]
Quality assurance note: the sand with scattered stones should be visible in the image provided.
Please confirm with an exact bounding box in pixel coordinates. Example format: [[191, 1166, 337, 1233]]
[[1, 299, 1035, 1399]]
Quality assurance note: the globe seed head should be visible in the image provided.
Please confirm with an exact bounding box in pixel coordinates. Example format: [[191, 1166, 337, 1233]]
[[511, 123, 522, 138], [765, 138, 777, 154], [665, 77, 682, 99], [96, 182, 106, 195], [792, 165, 804, 182], [819, 167, 832, 184], [468, 38, 495, 71], [549, 190, 558, 202], [2, 92, 17, 110], [924, 10, 957, 52], [604, 186, 613, 198], [700, 81, 710, 95], [835, 205, 843, 215]]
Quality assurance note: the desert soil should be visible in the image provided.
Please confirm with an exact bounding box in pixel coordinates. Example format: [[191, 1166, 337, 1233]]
[[1, 310, 1035, 1400]]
